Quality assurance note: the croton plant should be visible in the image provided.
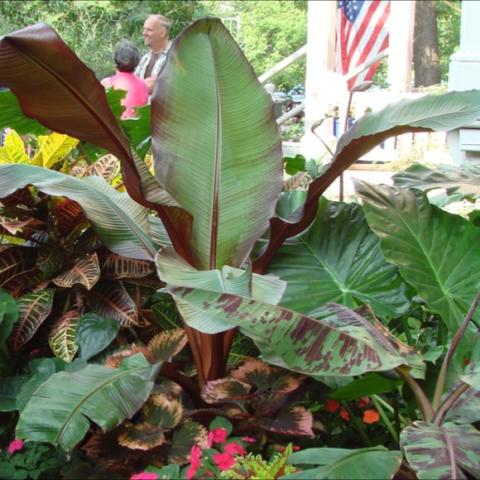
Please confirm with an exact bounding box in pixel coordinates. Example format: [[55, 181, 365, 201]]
[[1, 16, 480, 479]]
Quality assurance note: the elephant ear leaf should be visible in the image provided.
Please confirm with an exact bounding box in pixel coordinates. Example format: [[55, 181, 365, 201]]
[[355, 180, 480, 350], [16, 353, 158, 451], [0, 23, 191, 259], [401, 422, 480, 479], [393, 162, 480, 199], [152, 17, 283, 269]]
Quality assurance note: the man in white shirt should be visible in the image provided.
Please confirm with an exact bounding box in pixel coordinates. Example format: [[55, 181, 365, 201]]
[[135, 14, 172, 94]]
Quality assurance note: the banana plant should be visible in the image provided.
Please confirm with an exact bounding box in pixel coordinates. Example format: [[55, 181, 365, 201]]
[[2, 19, 480, 391]]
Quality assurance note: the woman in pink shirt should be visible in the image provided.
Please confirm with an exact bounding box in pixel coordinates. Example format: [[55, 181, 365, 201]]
[[101, 40, 149, 119]]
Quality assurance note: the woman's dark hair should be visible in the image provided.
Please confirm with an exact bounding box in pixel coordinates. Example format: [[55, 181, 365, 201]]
[[114, 40, 140, 73]]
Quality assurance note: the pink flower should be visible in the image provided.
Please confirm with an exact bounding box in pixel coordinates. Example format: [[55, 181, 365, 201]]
[[241, 436, 256, 443], [224, 442, 246, 456], [207, 427, 228, 447], [130, 473, 158, 480], [213, 452, 236, 471], [186, 445, 203, 480], [7, 439, 24, 455]]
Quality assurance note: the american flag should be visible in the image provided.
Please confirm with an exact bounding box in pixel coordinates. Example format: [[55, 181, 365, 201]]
[[336, 0, 390, 90]]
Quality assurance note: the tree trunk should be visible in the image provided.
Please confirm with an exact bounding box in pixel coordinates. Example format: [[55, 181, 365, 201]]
[[413, 0, 441, 87]]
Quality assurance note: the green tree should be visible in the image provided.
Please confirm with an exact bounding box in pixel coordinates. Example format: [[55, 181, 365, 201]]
[[0, 0, 198, 79], [198, 0, 307, 90]]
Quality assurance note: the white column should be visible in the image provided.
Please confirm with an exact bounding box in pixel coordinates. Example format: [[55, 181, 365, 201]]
[[301, 0, 346, 160], [387, 0, 415, 92], [448, 1, 480, 163]]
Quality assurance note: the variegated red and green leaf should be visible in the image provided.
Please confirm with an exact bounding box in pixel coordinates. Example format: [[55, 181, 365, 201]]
[[142, 392, 183, 429], [0, 215, 34, 235], [147, 328, 188, 362], [168, 419, 208, 464], [258, 406, 313, 437], [118, 422, 166, 451], [9, 289, 54, 350], [444, 384, 480, 425], [88, 281, 138, 327], [152, 18, 282, 269], [48, 309, 80, 362], [3, 268, 45, 298], [53, 253, 100, 290], [55, 199, 88, 235], [37, 245, 65, 276], [85, 154, 120, 183], [201, 378, 251, 404], [401, 422, 480, 480], [102, 253, 154, 279], [169, 287, 407, 377], [0, 247, 26, 287]]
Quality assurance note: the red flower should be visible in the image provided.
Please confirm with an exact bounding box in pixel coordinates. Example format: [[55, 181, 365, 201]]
[[186, 445, 202, 480], [207, 428, 229, 447], [326, 399, 340, 413], [339, 408, 350, 421], [130, 473, 158, 480], [292, 445, 301, 451], [363, 409, 380, 424], [224, 442, 246, 456], [7, 439, 24, 455], [357, 397, 370, 409], [241, 436, 256, 443], [213, 452, 236, 471]]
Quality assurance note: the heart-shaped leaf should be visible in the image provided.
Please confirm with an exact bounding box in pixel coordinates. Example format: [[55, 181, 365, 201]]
[[356, 181, 480, 343], [267, 199, 410, 317]]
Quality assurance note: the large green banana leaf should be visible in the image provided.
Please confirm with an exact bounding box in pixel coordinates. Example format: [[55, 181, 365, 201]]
[[0, 23, 190, 259], [393, 162, 480, 199], [267, 199, 409, 317], [285, 446, 402, 480], [152, 18, 283, 269], [356, 181, 480, 343], [401, 422, 480, 479], [0, 164, 157, 260], [16, 354, 158, 451], [168, 287, 412, 377], [254, 90, 480, 272]]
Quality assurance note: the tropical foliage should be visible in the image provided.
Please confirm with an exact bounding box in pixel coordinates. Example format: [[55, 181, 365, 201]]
[[0, 16, 480, 480]]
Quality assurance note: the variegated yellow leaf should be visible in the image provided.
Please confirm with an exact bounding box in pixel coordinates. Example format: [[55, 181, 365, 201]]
[[48, 310, 80, 362], [118, 422, 166, 451], [85, 154, 120, 183], [53, 253, 100, 290], [102, 253, 154, 279], [0, 129, 29, 164], [147, 328, 188, 362], [32, 132, 79, 168], [10, 289, 54, 350]]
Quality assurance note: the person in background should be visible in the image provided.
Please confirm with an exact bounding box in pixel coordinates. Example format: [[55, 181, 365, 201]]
[[135, 14, 172, 93], [101, 40, 149, 119]]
